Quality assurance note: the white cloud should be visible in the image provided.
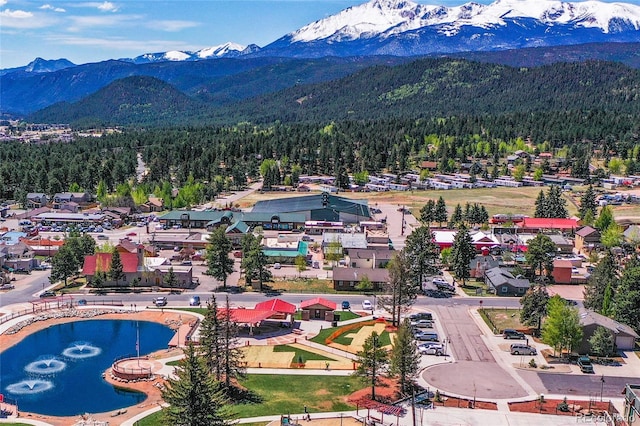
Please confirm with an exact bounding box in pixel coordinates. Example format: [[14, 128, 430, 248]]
[[97, 1, 118, 12], [0, 0, 8, 7], [149, 20, 200, 32], [0, 8, 56, 28], [40, 4, 66, 12]]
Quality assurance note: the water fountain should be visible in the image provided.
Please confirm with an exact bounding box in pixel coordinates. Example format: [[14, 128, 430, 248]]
[[24, 356, 67, 375], [61, 341, 102, 359], [5, 379, 54, 395]]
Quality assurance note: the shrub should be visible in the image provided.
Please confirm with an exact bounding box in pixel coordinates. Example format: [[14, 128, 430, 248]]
[[528, 358, 537, 368], [557, 397, 569, 412]]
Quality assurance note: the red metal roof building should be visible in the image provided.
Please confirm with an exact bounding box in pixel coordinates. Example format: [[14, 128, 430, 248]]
[[254, 298, 297, 315], [516, 218, 578, 233]]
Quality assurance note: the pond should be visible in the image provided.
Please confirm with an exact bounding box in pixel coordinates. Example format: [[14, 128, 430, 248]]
[[0, 319, 174, 416]]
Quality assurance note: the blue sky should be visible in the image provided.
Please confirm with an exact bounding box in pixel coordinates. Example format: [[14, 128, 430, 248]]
[[2, 0, 640, 69]]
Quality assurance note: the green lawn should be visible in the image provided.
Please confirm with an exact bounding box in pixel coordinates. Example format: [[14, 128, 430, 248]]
[[236, 374, 363, 416], [273, 344, 336, 362], [310, 324, 392, 348], [460, 280, 496, 297], [133, 409, 162, 425]]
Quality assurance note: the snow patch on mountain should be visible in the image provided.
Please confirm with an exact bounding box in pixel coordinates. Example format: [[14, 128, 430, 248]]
[[196, 42, 245, 58], [290, 0, 640, 42]]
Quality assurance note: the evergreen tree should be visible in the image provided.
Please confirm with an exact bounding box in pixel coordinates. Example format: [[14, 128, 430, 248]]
[[546, 185, 568, 218], [218, 295, 247, 392], [403, 226, 440, 289], [353, 331, 389, 401], [525, 234, 556, 278], [241, 231, 272, 291], [109, 247, 125, 286], [449, 204, 464, 227], [161, 344, 233, 426], [389, 319, 420, 396], [519, 284, 549, 336], [601, 224, 623, 248], [199, 296, 223, 380], [379, 250, 420, 326], [534, 190, 547, 218], [613, 265, 640, 334], [579, 186, 598, 221], [206, 227, 235, 288], [583, 252, 618, 312], [335, 164, 350, 190], [450, 225, 474, 286], [434, 196, 448, 227], [419, 199, 436, 226]]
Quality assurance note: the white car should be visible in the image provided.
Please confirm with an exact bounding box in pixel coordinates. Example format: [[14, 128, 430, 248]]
[[362, 300, 373, 310], [419, 343, 444, 355]]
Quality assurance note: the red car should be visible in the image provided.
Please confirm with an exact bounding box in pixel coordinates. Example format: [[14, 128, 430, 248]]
[[126, 232, 137, 237]]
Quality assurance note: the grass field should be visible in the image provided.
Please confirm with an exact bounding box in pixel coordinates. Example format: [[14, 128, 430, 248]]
[[273, 344, 335, 362], [479, 308, 524, 334], [236, 186, 584, 218]]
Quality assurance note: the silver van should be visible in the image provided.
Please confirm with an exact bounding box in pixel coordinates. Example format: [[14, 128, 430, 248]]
[[510, 344, 536, 355]]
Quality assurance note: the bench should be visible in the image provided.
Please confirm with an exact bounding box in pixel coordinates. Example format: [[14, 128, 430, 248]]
[[292, 329, 303, 335]]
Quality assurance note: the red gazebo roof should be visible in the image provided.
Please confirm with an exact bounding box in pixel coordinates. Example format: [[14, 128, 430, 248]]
[[300, 297, 337, 310], [222, 308, 276, 324], [254, 298, 297, 315]]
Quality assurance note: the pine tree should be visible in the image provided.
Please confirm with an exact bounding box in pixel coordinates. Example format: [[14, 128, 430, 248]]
[[450, 204, 464, 227], [379, 250, 420, 326], [161, 344, 234, 426], [542, 296, 583, 356], [546, 185, 568, 218], [353, 331, 389, 401], [583, 252, 618, 312], [206, 227, 235, 288], [450, 225, 474, 286], [579, 186, 598, 221], [109, 247, 125, 286], [519, 284, 549, 336], [594, 205, 615, 232], [419, 199, 436, 226], [613, 265, 640, 334], [389, 319, 420, 396], [534, 190, 547, 218], [434, 196, 448, 227], [403, 226, 440, 288]]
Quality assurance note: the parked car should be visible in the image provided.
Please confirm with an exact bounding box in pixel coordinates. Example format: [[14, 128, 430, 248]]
[[96, 234, 109, 240], [14, 268, 31, 275], [411, 319, 434, 328], [341, 301, 351, 310], [578, 356, 594, 373], [419, 343, 444, 355], [77, 299, 87, 306], [362, 300, 373, 310], [503, 329, 526, 340], [273, 263, 281, 269], [154, 297, 168, 307], [40, 290, 56, 298], [0, 284, 15, 290], [424, 289, 452, 298], [510, 344, 537, 355], [189, 296, 201, 306], [409, 312, 433, 321], [415, 332, 439, 342]]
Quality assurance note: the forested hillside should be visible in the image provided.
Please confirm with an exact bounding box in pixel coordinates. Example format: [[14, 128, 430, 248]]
[[27, 58, 640, 127]]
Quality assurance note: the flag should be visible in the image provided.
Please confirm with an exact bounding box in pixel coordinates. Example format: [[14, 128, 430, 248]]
[[0, 393, 4, 402]]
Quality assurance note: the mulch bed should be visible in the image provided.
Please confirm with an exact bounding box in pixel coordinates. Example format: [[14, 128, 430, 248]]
[[434, 396, 498, 410], [509, 399, 613, 416]]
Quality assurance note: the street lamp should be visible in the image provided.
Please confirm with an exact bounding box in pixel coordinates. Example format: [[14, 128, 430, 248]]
[[600, 375, 605, 402]]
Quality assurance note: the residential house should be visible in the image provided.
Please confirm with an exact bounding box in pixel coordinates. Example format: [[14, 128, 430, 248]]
[[547, 234, 574, 254], [577, 308, 639, 353], [332, 267, 389, 291], [139, 196, 164, 213], [53, 192, 92, 209], [484, 267, 530, 296], [469, 255, 500, 279], [26, 193, 49, 209], [575, 226, 601, 253], [4, 241, 36, 271], [299, 297, 337, 320], [347, 248, 395, 269]]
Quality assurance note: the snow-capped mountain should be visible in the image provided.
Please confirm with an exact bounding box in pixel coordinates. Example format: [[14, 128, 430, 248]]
[[0, 57, 75, 77], [259, 0, 640, 57], [123, 42, 260, 64]]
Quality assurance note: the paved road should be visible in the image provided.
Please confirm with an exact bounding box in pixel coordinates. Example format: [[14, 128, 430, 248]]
[[518, 369, 637, 399]]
